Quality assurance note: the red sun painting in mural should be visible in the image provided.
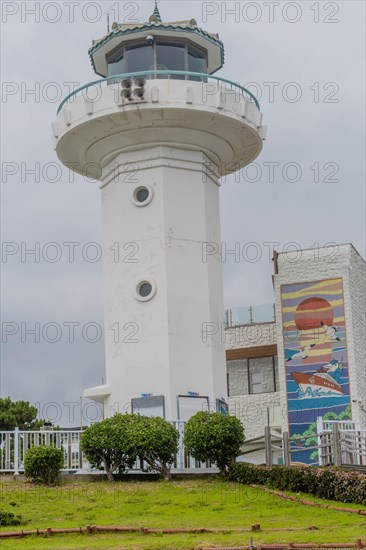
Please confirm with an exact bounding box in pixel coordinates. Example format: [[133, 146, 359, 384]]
[[295, 297, 334, 330]]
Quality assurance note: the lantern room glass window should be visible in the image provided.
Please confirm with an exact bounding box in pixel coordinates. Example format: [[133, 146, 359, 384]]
[[126, 43, 155, 72], [107, 50, 126, 76], [156, 42, 185, 79], [107, 40, 207, 79], [188, 45, 207, 78]]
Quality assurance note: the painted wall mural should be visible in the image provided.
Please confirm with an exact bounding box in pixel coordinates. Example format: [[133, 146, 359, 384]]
[[281, 278, 351, 464]]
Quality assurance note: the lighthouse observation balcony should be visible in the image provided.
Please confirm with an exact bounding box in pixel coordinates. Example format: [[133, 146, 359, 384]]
[[57, 71, 260, 114], [53, 70, 265, 178]]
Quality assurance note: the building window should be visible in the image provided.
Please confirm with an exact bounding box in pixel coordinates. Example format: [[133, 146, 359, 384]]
[[249, 370, 262, 394], [138, 282, 152, 298], [136, 188, 149, 203], [107, 50, 126, 76], [188, 45, 207, 75], [107, 40, 208, 78], [156, 42, 186, 76], [248, 356, 276, 394], [226, 359, 248, 397], [274, 355, 278, 391], [226, 355, 278, 396], [125, 43, 155, 73], [135, 278, 156, 302], [132, 184, 154, 206]]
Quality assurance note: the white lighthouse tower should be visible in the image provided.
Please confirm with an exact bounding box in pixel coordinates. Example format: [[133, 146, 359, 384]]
[[53, 3, 265, 421]]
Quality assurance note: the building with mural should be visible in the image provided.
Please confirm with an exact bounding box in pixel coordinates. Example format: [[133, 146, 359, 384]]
[[225, 243, 366, 464]]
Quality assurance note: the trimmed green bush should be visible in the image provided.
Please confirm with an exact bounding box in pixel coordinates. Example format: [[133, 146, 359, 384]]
[[229, 462, 366, 505], [24, 445, 64, 485], [184, 411, 245, 474], [81, 414, 180, 481], [81, 414, 139, 481], [132, 415, 179, 480], [0, 510, 25, 526]]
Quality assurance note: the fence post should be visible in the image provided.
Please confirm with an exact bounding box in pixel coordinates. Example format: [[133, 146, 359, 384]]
[[14, 427, 19, 476], [357, 431, 363, 466], [316, 416, 324, 466], [332, 423, 341, 466], [282, 431, 290, 466], [177, 422, 185, 470], [264, 426, 272, 467]]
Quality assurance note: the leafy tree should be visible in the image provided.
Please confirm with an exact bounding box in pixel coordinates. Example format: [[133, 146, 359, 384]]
[[0, 397, 43, 430], [80, 414, 139, 481], [184, 411, 245, 475], [133, 416, 179, 481], [24, 446, 64, 485]]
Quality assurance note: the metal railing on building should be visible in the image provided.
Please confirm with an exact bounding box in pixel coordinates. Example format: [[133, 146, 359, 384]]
[[2, 419, 365, 474], [57, 70, 260, 115], [225, 303, 276, 328], [0, 422, 217, 475]]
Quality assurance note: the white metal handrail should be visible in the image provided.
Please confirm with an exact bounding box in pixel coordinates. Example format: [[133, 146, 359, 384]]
[[0, 422, 216, 475]]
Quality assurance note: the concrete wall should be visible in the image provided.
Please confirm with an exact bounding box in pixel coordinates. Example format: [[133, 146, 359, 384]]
[[226, 322, 276, 350], [225, 321, 281, 460], [228, 392, 282, 441], [91, 147, 228, 420], [347, 247, 366, 428]]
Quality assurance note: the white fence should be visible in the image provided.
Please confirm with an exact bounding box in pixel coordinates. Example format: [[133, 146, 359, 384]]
[[2, 420, 365, 474], [317, 418, 366, 467], [237, 419, 366, 468], [0, 422, 217, 475]]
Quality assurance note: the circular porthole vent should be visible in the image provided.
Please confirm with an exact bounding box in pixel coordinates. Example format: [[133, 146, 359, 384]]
[[135, 278, 157, 302], [131, 185, 153, 207]]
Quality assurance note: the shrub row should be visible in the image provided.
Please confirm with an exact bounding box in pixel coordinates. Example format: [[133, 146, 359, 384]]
[[229, 463, 366, 505]]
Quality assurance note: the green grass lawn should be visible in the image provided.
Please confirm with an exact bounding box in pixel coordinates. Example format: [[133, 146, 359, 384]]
[[0, 479, 365, 549]]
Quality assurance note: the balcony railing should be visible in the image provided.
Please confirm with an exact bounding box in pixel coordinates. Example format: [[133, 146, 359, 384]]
[[57, 70, 260, 115], [225, 303, 276, 328]]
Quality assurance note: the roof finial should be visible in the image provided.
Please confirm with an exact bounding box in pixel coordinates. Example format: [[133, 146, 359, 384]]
[[151, 0, 162, 22]]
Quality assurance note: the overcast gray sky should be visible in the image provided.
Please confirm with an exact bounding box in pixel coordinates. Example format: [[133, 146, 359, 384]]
[[1, 1, 365, 426]]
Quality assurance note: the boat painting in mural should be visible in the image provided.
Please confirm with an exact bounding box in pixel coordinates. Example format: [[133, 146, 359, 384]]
[[280, 278, 351, 464], [291, 359, 344, 397]]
